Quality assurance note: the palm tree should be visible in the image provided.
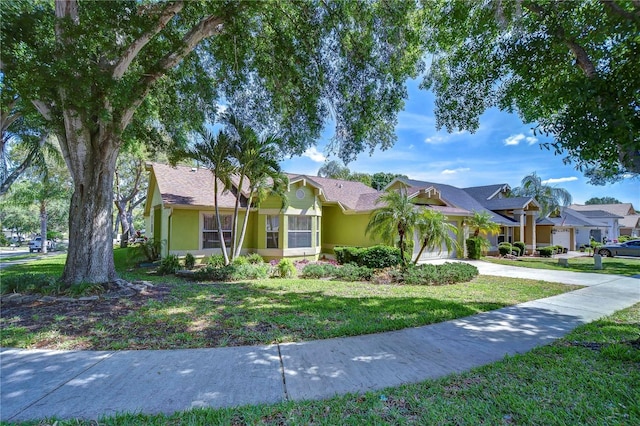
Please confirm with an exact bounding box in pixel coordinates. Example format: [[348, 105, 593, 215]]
[[185, 128, 236, 264], [467, 211, 500, 238], [234, 134, 288, 258], [366, 188, 417, 265], [413, 209, 459, 264], [511, 172, 572, 217]]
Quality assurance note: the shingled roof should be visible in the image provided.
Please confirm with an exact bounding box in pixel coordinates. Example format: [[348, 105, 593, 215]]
[[287, 174, 382, 212], [536, 208, 603, 227], [569, 203, 635, 216], [464, 184, 510, 201]]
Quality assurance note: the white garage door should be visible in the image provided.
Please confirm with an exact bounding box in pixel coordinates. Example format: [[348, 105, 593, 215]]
[[551, 228, 571, 249], [412, 228, 458, 261]]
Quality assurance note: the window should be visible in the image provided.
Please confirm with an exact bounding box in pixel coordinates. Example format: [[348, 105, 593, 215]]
[[288, 216, 312, 248], [266, 215, 279, 249], [316, 216, 320, 247], [202, 214, 232, 249]]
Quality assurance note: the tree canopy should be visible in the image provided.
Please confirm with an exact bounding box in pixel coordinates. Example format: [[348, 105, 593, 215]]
[[511, 172, 572, 218], [422, 0, 640, 183], [1, 0, 426, 284], [585, 197, 623, 205]]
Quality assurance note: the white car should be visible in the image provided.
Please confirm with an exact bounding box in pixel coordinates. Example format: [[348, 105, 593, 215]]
[[28, 237, 56, 253]]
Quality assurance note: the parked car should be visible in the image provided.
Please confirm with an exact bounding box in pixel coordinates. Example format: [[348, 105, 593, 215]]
[[597, 239, 640, 258], [28, 237, 57, 253]]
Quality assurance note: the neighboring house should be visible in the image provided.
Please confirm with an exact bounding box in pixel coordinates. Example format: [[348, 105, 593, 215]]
[[535, 208, 603, 250], [569, 203, 639, 239], [568, 203, 629, 243]]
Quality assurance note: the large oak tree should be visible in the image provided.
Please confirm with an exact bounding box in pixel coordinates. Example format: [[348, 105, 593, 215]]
[[422, 0, 639, 183], [1, 0, 425, 284]]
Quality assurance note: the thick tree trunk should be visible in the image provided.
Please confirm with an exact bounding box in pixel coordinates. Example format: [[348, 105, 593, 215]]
[[60, 129, 119, 285]]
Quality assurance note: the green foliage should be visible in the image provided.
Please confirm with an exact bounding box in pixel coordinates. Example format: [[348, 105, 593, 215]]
[[539, 247, 554, 257], [466, 238, 483, 260], [232, 256, 249, 266], [585, 197, 622, 205], [183, 253, 196, 270], [229, 263, 270, 280], [513, 241, 526, 255], [193, 265, 234, 282], [0, 233, 9, 246], [0, 273, 60, 295], [158, 254, 181, 275], [65, 282, 105, 297], [206, 254, 226, 268], [617, 235, 633, 242], [334, 245, 401, 269], [275, 259, 297, 278], [397, 262, 479, 286], [333, 264, 374, 281], [467, 211, 500, 238], [423, 0, 640, 181], [301, 263, 339, 279], [511, 173, 572, 218], [132, 238, 163, 262], [498, 242, 513, 256], [245, 253, 264, 264], [413, 209, 459, 264]]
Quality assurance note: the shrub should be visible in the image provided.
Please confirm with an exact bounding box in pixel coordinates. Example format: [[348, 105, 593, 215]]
[[0, 233, 9, 247], [206, 254, 226, 268], [275, 258, 297, 278], [466, 237, 483, 259], [360, 245, 401, 269], [539, 247, 554, 257], [513, 241, 526, 255], [193, 265, 234, 281], [334, 246, 363, 265], [229, 263, 269, 280], [511, 246, 521, 256], [334, 264, 373, 281], [301, 263, 339, 278], [158, 254, 181, 275], [132, 238, 163, 262], [0, 273, 60, 294], [498, 242, 512, 256], [183, 253, 196, 270], [232, 256, 249, 266], [245, 253, 264, 264]]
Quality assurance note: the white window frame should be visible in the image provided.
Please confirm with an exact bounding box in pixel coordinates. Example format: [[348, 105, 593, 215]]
[[288, 216, 312, 248]]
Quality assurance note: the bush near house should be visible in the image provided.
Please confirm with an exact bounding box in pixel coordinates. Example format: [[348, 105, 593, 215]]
[[539, 247, 554, 257], [183, 253, 196, 270], [466, 237, 483, 259], [513, 241, 525, 255], [391, 262, 479, 285], [334, 245, 401, 269], [158, 254, 181, 275]]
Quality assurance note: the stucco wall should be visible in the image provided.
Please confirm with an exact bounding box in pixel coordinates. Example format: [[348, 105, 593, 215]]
[[321, 205, 375, 251]]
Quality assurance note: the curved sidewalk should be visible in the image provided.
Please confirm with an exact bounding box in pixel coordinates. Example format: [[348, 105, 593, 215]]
[[2, 262, 639, 422]]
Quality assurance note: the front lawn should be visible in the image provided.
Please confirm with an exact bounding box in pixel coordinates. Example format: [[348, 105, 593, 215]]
[[1, 251, 580, 350], [483, 255, 640, 276]]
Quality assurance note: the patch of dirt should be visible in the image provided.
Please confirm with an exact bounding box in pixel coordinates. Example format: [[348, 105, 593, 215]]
[[1, 284, 172, 350]]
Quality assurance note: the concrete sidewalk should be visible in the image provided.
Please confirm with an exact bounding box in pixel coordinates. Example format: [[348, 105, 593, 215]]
[[2, 262, 639, 422]]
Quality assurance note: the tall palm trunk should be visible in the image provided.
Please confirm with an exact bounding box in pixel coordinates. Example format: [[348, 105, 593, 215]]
[[214, 176, 230, 265], [235, 188, 254, 258]]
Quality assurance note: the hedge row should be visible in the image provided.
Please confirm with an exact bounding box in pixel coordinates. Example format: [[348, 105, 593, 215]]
[[334, 245, 401, 268]]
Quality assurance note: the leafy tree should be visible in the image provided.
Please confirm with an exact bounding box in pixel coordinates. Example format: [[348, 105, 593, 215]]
[[412, 209, 458, 264], [2, 0, 424, 284], [511, 172, 572, 218], [422, 0, 640, 183], [114, 148, 147, 248], [318, 160, 351, 180], [371, 172, 408, 191], [366, 188, 417, 266], [585, 197, 622, 205]]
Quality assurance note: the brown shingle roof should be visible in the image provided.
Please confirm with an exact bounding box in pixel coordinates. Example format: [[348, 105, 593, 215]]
[[150, 162, 241, 208]]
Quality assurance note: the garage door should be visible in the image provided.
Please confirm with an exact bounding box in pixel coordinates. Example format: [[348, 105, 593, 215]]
[[412, 229, 458, 261], [551, 228, 571, 249]]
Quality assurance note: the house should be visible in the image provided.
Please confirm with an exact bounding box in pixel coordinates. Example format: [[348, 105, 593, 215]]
[[569, 203, 639, 239], [535, 208, 604, 250], [144, 163, 478, 261]]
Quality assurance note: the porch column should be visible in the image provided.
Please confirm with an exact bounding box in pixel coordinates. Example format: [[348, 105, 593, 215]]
[[514, 209, 525, 247], [527, 211, 537, 251]]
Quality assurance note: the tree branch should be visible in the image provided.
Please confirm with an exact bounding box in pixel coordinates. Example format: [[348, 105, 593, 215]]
[[112, 1, 185, 79], [600, 0, 640, 24], [0, 134, 46, 196], [119, 15, 225, 130], [32, 100, 53, 121], [55, 0, 79, 40]]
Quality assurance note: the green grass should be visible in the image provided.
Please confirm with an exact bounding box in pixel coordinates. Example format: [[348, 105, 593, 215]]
[[9, 304, 638, 425], [483, 255, 640, 276]]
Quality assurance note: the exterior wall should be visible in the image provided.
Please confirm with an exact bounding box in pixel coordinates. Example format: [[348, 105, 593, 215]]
[[169, 209, 199, 252], [321, 205, 375, 253], [537, 226, 552, 245]]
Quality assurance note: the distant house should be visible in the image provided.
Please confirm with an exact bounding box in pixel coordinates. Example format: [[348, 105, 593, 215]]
[[568, 203, 634, 242]]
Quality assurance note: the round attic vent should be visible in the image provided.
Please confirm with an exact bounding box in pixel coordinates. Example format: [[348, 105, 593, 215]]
[[296, 189, 305, 200]]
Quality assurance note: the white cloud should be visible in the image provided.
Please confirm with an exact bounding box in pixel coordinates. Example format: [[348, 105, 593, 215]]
[[302, 147, 326, 163], [504, 134, 525, 146], [424, 130, 467, 145], [526, 136, 538, 145], [424, 135, 447, 144], [442, 167, 471, 175], [542, 177, 579, 184]]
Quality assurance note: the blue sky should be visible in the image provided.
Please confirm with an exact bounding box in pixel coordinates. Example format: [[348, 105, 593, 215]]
[[281, 79, 640, 208]]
